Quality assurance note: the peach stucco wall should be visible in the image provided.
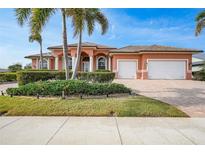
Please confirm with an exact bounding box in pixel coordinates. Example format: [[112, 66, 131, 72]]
[[30, 47, 193, 80], [32, 59, 37, 69], [49, 58, 55, 70], [112, 53, 192, 80], [52, 47, 110, 71]]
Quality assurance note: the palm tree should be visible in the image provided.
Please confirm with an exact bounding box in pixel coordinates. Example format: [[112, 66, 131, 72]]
[[29, 33, 43, 69], [15, 8, 70, 80], [67, 9, 109, 79], [195, 10, 205, 36]]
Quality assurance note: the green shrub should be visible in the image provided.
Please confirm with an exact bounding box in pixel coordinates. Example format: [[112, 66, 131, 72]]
[[7, 80, 131, 96], [77, 72, 115, 83], [8, 63, 22, 72], [95, 69, 111, 72], [17, 71, 115, 85], [193, 71, 205, 81], [0, 73, 16, 83], [17, 71, 68, 85]]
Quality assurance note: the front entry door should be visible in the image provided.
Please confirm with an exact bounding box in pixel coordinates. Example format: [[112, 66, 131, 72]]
[[83, 62, 90, 72]]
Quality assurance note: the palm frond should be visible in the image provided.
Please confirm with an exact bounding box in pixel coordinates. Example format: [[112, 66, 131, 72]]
[[15, 8, 31, 26], [85, 9, 95, 36], [30, 8, 56, 34], [95, 11, 109, 35], [196, 10, 205, 21], [29, 33, 42, 44], [195, 19, 205, 36], [70, 9, 85, 37]]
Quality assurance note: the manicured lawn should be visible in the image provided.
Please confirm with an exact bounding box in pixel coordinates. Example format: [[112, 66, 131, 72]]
[[0, 96, 188, 117]]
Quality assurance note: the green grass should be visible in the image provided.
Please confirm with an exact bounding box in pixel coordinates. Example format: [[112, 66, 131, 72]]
[[0, 96, 188, 117]]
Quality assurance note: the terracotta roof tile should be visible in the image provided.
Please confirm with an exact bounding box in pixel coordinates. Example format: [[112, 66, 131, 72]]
[[25, 52, 52, 58], [110, 45, 202, 53], [48, 42, 116, 49]]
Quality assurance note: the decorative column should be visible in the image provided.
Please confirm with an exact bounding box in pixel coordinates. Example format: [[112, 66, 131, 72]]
[[55, 56, 58, 70], [72, 56, 76, 71], [36, 58, 39, 69], [108, 56, 111, 71], [47, 58, 50, 70], [89, 56, 93, 72]]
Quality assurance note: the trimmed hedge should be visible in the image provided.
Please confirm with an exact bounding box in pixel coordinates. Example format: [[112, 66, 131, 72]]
[[0, 73, 16, 83], [17, 71, 115, 85], [17, 71, 66, 85], [6, 80, 131, 96], [78, 72, 115, 83], [95, 69, 111, 72]]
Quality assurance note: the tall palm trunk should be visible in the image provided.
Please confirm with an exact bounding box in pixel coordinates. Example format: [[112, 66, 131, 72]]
[[71, 29, 82, 79], [39, 41, 43, 69], [61, 9, 69, 80]]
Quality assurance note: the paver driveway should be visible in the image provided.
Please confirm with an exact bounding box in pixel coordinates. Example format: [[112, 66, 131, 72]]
[[0, 82, 18, 93], [114, 80, 205, 117]]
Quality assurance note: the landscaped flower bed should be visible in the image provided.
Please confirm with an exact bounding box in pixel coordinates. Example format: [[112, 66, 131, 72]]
[[6, 80, 131, 97]]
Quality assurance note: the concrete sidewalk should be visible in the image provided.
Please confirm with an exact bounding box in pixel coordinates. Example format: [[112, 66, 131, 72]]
[[1, 117, 205, 145]]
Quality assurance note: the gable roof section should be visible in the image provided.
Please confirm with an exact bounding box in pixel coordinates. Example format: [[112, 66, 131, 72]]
[[110, 45, 202, 53], [48, 42, 116, 50], [25, 52, 52, 58]]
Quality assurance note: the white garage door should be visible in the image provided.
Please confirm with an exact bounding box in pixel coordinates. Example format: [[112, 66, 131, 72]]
[[118, 60, 137, 79], [148, 60, 186, 79]]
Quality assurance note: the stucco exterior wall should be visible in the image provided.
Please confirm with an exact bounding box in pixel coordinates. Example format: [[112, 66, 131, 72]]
[[29, 47, 193, 80], [49, 58, 55, 70], [32, 59, 37, 69], [112, 53, 192, 80]]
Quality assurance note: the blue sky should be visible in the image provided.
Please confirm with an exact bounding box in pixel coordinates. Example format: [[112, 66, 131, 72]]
[[0, 8, 205, 68]]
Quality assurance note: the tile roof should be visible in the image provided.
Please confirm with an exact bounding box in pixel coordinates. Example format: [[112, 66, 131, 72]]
[[25, 52, 52, 58], [110, 45, 202, 53], [193, 53, 205, 60], [192, 61, 205, 66], [0, 69, 9, 73], [47, 42, 116, 50]]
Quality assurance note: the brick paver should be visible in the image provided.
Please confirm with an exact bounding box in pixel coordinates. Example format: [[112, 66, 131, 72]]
[[114, 80, 205, 117]]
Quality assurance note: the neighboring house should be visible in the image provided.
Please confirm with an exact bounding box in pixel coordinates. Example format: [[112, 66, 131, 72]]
[[0, 69, 9, 73], [25, 42, 202, 80], [192, 53, 205, 72]]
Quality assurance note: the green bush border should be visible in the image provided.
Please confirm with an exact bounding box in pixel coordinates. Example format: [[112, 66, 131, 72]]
[[0, 73, 16, 83], [7, 80, 131, 97], [17, 71, 115, 85]]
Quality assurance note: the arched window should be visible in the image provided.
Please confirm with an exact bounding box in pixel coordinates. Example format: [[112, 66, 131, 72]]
[[97, 56, 107, 70]]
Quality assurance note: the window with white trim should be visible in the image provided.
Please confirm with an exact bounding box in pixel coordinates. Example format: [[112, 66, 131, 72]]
[[39, 59, 48, 69], [97, 56, 107, 70]]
